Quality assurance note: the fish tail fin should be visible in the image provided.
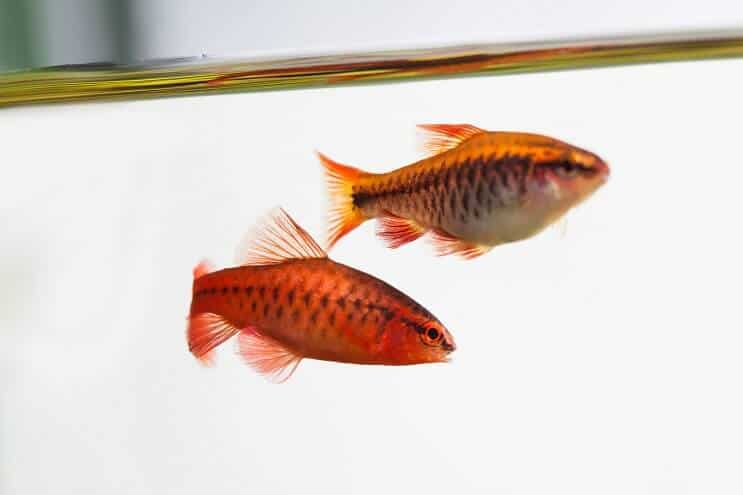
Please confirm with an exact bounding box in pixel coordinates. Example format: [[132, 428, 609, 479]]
[[317, 151, 370, 250], [187, 260, 240, 366]]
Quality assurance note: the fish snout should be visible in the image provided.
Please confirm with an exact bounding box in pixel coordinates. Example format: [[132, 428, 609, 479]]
[[442, 339, 456, 353], [596, 158, 610, 183]]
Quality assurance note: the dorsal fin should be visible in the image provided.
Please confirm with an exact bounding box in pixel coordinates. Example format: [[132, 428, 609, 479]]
[[417, 123, 486, 156], [236, 208, 327, 266]]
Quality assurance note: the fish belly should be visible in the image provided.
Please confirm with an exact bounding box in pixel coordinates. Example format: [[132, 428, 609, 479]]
[[441, 205, 552, 246]]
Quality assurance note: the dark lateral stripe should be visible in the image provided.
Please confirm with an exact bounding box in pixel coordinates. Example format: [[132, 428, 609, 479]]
[[539, 159, 599, 176], [352, 166, 441, 208], [400, 317, 427, 335], [352, 154, 539, 210]]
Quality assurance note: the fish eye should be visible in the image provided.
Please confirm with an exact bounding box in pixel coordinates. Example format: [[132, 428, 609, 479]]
[[557, 161, 579, 178], [420, 325, 443, 346]]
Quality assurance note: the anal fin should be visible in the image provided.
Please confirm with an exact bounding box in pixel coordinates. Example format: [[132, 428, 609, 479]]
[[376, 211, 426, 249], [429, 229, 492, 260], [237, 327, 303, 383]]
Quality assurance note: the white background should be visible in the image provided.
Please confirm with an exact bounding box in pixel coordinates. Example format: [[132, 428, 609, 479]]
[[3, 4, 743, 494]]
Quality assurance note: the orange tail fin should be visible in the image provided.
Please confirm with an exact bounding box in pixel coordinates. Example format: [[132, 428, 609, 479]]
[[317, 152, 370, 250]]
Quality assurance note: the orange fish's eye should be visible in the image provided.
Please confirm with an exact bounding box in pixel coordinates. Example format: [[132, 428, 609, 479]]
[[556, 161, 579, 178], [420, 325, 443, 346]]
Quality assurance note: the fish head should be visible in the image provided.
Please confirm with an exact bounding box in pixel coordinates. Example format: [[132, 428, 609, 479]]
[[535, 143, 610, 206], [394, 315, 456, 364]]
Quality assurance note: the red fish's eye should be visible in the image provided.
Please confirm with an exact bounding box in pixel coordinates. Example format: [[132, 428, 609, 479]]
[[421, 327, 442, 345]]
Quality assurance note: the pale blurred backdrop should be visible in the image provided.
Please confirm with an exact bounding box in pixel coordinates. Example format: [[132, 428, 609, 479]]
[[2, 0, 743, 69], [2, 2, 743, 495]]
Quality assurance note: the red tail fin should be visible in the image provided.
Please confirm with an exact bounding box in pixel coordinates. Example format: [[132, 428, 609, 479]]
[[187, 260, 238, 365], [317, 152, 369, 250]]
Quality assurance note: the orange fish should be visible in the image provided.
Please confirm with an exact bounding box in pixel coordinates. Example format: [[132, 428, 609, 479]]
[[319, 123, 610, 258], [186, 208, 455, 382]]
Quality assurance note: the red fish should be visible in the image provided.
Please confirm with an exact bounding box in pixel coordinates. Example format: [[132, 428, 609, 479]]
[[319, 124, 609, 258], [187, 208, 455, 382]]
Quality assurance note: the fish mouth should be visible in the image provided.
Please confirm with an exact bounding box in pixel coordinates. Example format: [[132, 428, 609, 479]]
[[597, 159, 611, 182], [442, 341, 456, 352]]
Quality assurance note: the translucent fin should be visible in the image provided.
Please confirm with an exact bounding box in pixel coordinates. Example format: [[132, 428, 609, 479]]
[[236, 208, 326, 266], [237, 327, 303, 383], [193, 259, 215, 280], [186, 313, 241, 366], [317, 151, 369, 250], [417, 124, 486, 156], [429, 229, 492, 260], [376, 211, 426, 249]]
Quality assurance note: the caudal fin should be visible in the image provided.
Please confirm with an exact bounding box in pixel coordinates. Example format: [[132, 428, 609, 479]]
[[187, 260, 239, 366], [317, 152, 369, 250]]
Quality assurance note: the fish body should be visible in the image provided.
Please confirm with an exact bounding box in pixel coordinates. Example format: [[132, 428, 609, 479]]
[[320, 124, 609, 258], [187, 209, 454, 382]]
